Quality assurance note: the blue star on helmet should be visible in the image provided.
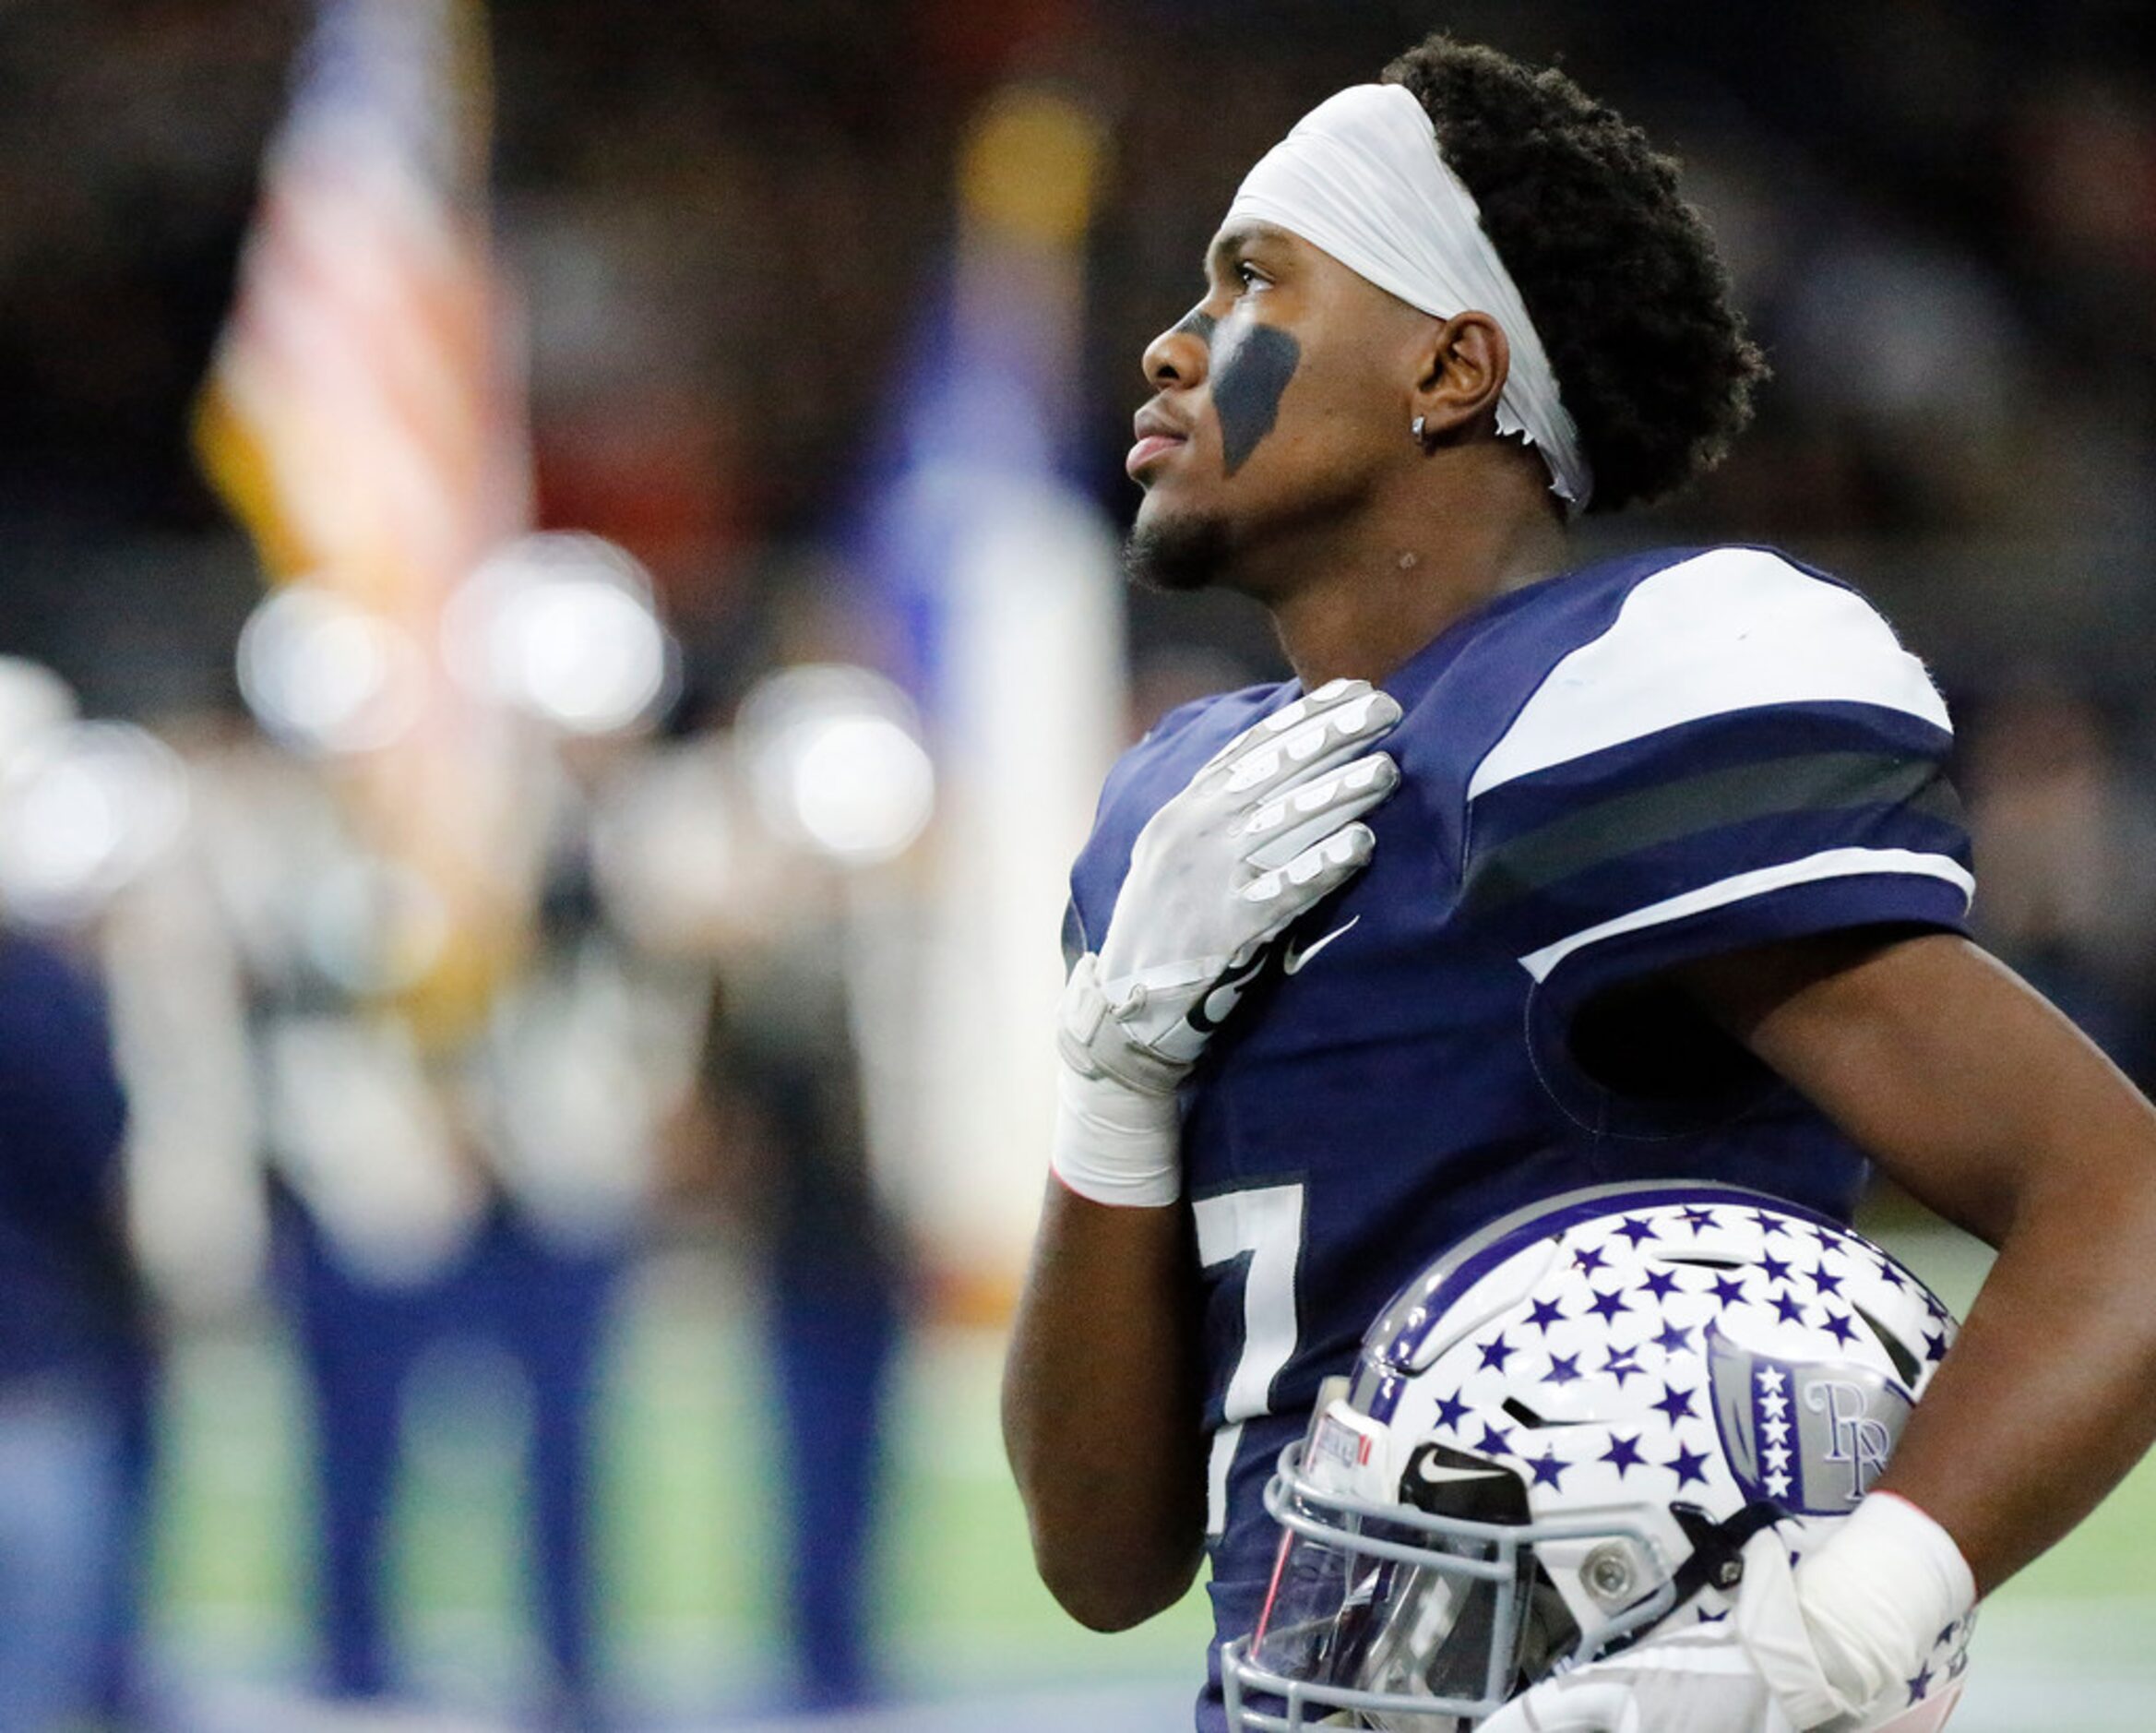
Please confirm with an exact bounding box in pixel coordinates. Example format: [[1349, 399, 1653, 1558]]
[[1474, 1420, 1514, 1459], [1758, 1249, 1793, 1285], [1654, 1320, 1692, 1357], [1652, 1381, 1698, 1423], [1600, 1346, 1648, 1387], [1822, 1309, 1859, 1347], [1433, 1391, 1471, 1433], [1748, 1209, 1785, 1237], [1638, 1267, 1681, 1302], [1875, 1256, 1909, 1290], [1709, 1273, 1747, 1308], [1924, 1328, 1949, 1364], [1600, 1431, 1646, 1477], [1585, 1285, 1635, 1324], [1811, 1261, 1846, 1297], [1572, 1244, 1610, 1276], [1523, 1297, 1568, 1334], [1804, 1222, 1840, 1249], [1544, 1352, 1584, 1387], [1612, 1216, 1662, 1248], [1528, 1448, 1569, 1489], [1479, 1333, 1519, 1372], [1771, 1291, 1809, 1327], [1906, 1665, 1934, 1703], [1664, 1440, 1711, 1488], [1676, 1204, 1717, 1232]]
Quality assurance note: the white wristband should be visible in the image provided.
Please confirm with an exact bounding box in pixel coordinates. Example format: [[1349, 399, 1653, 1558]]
[[1788, 1493, 1978, 1723], [1049, 1060, 1183, 1208]]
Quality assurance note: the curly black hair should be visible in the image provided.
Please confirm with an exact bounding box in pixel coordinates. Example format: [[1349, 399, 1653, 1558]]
[[1382, 36, 1767, 513]]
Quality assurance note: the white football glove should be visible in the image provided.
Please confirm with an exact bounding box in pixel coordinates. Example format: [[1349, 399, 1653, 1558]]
[[1051, 677, 1400, 1206], [1473, 1612, 1802, 1733], [1479, 1498, 1972, 1733]]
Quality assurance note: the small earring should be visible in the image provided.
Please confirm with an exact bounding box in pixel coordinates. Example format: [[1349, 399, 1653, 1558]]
[[1410, 415, 1426, 441]]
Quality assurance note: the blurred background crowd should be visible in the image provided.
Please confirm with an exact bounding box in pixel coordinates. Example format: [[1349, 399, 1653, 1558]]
[[0, 1, 2152, 1729]]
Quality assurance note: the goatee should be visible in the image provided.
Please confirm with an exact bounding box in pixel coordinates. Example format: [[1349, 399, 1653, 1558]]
[[1122, 512, 1232, 594]]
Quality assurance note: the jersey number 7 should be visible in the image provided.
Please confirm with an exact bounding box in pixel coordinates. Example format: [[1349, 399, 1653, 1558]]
[[1194, 1182, 1306, 1536]]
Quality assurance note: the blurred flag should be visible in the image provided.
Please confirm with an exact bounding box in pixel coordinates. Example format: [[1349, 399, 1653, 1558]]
[[197, 0, 523, 593], [849, 84, 1129, 1311], [195, 0, 539, 1043]]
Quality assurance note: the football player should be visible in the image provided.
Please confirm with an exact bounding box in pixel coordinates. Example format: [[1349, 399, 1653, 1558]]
[[1001, 32, 2156, 1733]]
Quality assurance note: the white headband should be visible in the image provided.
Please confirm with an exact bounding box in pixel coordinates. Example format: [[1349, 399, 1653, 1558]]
[[1225, 83, 1592, 512]]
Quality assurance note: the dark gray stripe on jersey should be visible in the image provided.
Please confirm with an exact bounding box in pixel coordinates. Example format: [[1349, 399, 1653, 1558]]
[[1462, 752, 1959, 915]]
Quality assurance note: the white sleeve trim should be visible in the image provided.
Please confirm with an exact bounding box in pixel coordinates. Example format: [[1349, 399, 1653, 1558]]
[[1469, 549, 1951, 801], [1518, 846, 1975, 982]]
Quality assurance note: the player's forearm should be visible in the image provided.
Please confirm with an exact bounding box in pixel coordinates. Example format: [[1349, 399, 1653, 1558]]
[[1697, 932, 2156, 1594], [1001, 1179, 1208, 1629], [1869, 1085, 2156, 1592]]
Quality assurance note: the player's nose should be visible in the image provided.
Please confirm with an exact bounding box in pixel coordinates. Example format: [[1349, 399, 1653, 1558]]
[[1141, 310, 1209, 392]]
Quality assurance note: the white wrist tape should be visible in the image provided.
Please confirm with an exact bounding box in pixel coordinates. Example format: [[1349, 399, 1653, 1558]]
[[1784, 1493, 1978, 1724], [1049, 1059, 1183, 1208]]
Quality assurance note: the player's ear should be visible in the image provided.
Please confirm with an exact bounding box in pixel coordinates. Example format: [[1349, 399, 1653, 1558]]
[[1409, 311, 1510, 443]]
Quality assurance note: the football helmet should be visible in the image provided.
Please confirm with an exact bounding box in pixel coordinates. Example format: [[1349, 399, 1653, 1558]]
[[1221, 1181, 1971, 1730]]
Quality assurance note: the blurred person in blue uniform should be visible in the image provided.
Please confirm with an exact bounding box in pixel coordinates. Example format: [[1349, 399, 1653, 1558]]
[[0, 926, 141, 1733], [629, 677, 920, 1714], [0, 660, 174, 1733], [204, 736, 665, 1730], [687, 934, 906, 1712], [1006, 34, 2156, 1733]]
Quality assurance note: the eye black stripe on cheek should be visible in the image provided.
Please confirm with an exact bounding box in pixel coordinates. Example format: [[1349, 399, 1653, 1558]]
[[1214, 326, 1300, 475]]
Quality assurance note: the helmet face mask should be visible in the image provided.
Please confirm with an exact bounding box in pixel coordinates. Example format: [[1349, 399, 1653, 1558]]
[[1245, 1462, 1531, 1729], [1221, 1183, 1973, 1730], [1229, 1431, 1677, 1731]]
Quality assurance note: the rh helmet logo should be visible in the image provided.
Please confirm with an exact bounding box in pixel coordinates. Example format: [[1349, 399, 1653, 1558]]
[[1806, 1379, 1897, 1502], [1709, 1326, 1913, 1515]]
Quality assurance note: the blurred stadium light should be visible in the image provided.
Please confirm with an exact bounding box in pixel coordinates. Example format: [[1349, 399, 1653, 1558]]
[[0, 655, 80, 762], [442, 532, 677, 736], [0, 718, 189, 929], [737, 664, 935, 866], [0, 721, 185, 923], [236, 582, 427, 755]]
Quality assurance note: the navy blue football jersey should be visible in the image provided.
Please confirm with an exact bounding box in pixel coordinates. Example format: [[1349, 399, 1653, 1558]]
[[1060, 544, 1973, 1730]]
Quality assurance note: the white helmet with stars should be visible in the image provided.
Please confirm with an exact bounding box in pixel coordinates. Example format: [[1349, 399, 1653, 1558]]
[[1221, 1181, 1971, 1730]]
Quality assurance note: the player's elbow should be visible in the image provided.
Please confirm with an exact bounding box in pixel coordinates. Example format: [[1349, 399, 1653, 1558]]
[[1009, 1437, 1207, 1630], [1033, 1531, 1202, 1632]]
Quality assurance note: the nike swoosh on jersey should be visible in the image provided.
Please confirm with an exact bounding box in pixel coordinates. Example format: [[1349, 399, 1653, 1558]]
[[1282, 916, 1360, 975]]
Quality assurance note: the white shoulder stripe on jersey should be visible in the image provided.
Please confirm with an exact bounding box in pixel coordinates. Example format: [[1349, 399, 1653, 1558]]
[[1518, 846, 1975, 982], [1469, 548, 1951, 801]]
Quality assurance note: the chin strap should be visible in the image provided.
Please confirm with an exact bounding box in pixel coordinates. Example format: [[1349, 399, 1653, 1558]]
[[1594, 1499, 1790, 1662], [1670, 1500, 1791, 1604]]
